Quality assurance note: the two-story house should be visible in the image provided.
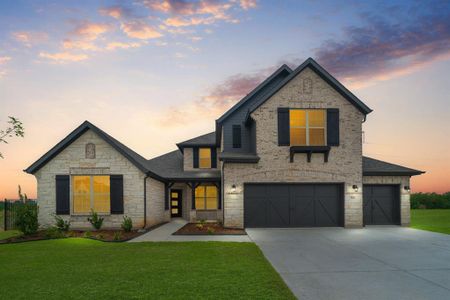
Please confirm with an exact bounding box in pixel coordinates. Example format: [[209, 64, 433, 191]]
[[25, 58, 424, 229]]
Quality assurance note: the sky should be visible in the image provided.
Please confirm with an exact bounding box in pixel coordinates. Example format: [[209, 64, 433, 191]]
[[1, 0, 449, 199]]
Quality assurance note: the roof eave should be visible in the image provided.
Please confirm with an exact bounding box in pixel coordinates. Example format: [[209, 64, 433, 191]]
[[363, 171, 425, 176]]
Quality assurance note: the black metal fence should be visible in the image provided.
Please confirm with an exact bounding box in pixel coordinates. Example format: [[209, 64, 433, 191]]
[[1, 200, 37, 231]]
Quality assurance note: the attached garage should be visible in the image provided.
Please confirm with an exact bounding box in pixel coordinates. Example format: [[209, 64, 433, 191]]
[[244, 183, 344, 228], [363, 185, 400, 225]]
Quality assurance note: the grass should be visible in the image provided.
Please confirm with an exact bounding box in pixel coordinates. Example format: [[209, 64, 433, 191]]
[[0, 230, 22, 240], [411, 209, 450, 234], [0, 239, 295, 299]]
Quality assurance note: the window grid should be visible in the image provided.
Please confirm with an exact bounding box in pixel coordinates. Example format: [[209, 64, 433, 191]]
[[199, 148, 211, 169], [290, 109, 326, 146], [195, 185, 218, 210], [73, 175, 110, 214]]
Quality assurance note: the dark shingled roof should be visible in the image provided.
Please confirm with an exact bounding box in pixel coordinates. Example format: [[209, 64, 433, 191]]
[[176, 132, 216, 150], [24, 121, 165, 181], [146, 150, 220, 181], [363, 156, 424, 176]]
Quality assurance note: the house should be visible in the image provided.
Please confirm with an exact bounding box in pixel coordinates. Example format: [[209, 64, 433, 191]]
[[24, 58, 424, 229]]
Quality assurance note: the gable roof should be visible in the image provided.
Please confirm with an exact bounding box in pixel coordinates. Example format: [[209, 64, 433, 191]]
[[216, 64, 293, 124], [24, 121, 164, 181], [176, 132, 216, 153], [146, 150, 220, 181], [363, 156, 424, 176], [247, 57, 373, 116]]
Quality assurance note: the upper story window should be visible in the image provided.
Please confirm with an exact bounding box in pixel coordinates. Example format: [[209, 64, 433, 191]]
[[199, 148, 211, 168], [232, 125, 241, 148], [73, 175, 110, 214], [289, 109, 326, 146]]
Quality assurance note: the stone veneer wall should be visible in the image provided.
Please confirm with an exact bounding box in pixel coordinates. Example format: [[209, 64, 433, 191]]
[[223, 67, 364, 228], [363, 176, 411, 226], [34, 129, 147, 229], [146, 177, 169, 227]]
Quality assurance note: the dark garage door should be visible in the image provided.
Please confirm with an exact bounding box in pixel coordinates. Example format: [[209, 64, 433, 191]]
[[244, 184, 343, 228], [363, 185, 400, 225]]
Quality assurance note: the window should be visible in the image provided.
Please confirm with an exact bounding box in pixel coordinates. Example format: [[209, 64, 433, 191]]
[[199, 148, 211, 168], [290, 109, 325, 146], [232, 125, 242, 148], [195, 185, 218, 210], [73, 175, 110, 214]]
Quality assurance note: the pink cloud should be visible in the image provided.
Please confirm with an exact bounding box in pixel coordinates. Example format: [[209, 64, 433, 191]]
[[105, 41, 142, 50], [12, 31, 48, 47], [99, 6, 129, 19], [239, 0, 257, 10], [121, 21, 163, 39], [39, 51, 89, 62], [71, 22, 111, 41]]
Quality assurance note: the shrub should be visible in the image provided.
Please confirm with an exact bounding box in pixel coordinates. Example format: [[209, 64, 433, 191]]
[[83, 231, 92, 238], [410, 192, 450, 209], [114, 231, 122, 241], [15, 201, 39, 235], [96, 234, 104, 240], [207, 227, 215, 235], [121, 216, 133, 232], [45, 227, 65, 239], [54, 215, 70, 232], [196, 223, 203, 230], [87, 210, 104, 230]]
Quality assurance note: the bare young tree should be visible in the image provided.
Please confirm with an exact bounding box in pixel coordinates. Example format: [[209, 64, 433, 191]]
[[0, 116, 24, 158]]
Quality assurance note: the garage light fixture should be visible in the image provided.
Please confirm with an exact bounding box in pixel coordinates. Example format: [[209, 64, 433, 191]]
[[231, 184, 236, 193], [404, 186, 410, 192], [352, 185, 358, 192]]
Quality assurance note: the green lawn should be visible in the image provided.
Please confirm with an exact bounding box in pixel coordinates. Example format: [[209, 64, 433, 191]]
[[0, 239, 295, 300], [0, 229, 21, 240], [411, 209, 450, 234]]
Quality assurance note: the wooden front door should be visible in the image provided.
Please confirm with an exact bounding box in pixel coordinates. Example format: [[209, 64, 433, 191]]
[[170, 190, 182, 218]]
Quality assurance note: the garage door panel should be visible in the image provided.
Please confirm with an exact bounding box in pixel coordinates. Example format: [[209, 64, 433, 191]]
[[244, 184, 343, 228], [363, 185, 400, 225]]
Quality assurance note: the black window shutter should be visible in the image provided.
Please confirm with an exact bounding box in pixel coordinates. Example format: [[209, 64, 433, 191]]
[[55, 175, 70, 215], [327, 109, 340, 146], [211, 147, 217, 168], [232, 125, 242, 148], [193, 147, 199, 168], [277, 108, 290, 146], [110, 175, 124, 214]]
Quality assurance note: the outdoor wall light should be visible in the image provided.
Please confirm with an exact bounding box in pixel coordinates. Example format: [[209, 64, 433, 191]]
[[404, 186, 410, 192], [352, 185, 358, 192], [231, 184, 236, 193]]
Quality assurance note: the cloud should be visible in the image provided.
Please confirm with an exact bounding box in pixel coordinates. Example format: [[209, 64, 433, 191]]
[[121, 21, 163, 39], [12, 31, 48, 47], [39, 51, 88, 62], [106, 41, 142, 50], [62, 39, 99, 51], [0, 56, 11, 79], [239, 0, 257, 10], [99, 6, 132, 19], [157, 67, 270, 126], [70, 22, 111, 41], [314, 7, 450, 88]]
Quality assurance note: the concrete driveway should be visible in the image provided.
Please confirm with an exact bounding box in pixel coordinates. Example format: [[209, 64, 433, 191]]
[[246, 227, 450, 300]]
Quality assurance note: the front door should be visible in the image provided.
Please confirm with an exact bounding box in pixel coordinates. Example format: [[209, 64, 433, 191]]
[[170, 190, 182, 218]]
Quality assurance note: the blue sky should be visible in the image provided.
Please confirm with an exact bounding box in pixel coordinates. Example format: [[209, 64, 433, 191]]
[[0, 0, 450, 198]]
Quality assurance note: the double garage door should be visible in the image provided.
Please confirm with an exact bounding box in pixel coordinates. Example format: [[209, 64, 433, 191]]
[[244, 183, 400, 227], [244, 184, 344, 227]]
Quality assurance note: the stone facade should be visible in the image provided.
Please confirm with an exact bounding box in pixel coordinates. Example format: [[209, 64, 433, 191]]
[[363, 176, 411, 226], [183, 147, 220, 171], [223, 67, 364, 228], [34, 129, 154, 229], [146, 177, 170, 227]]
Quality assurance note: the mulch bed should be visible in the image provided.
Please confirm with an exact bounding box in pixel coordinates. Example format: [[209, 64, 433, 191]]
[[0, 230, 144, 244], [173, 223, 246, 235]]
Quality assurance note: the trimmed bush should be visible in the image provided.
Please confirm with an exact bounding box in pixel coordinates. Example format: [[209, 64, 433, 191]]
[[121, 216, 133, 232], [54, 215, 70, 232], [87, 210, 104, 230], [45, 227, 65, 239], [410, 192, 450, 209], [15, 201, 39, 235]]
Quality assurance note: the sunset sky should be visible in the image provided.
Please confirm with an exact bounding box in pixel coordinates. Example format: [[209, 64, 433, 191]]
[[1, 0, 449, 199]]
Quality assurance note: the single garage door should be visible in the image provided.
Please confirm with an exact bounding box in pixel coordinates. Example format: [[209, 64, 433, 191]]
[[363, 185, 400, 225], [244, 184, 343, 228]]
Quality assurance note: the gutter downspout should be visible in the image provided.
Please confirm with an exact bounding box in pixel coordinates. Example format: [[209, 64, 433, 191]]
[[221, 161, 225, 224], [143, 174, 149, 229]]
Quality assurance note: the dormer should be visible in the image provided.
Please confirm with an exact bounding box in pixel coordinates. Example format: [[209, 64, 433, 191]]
[[176, 132, 219, 171]]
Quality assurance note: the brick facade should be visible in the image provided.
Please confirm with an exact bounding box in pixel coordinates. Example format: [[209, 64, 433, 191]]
[[223, 67, 365, 228]]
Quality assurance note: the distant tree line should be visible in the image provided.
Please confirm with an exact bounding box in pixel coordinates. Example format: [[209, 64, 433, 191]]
[[411, 192, 450, 209]]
